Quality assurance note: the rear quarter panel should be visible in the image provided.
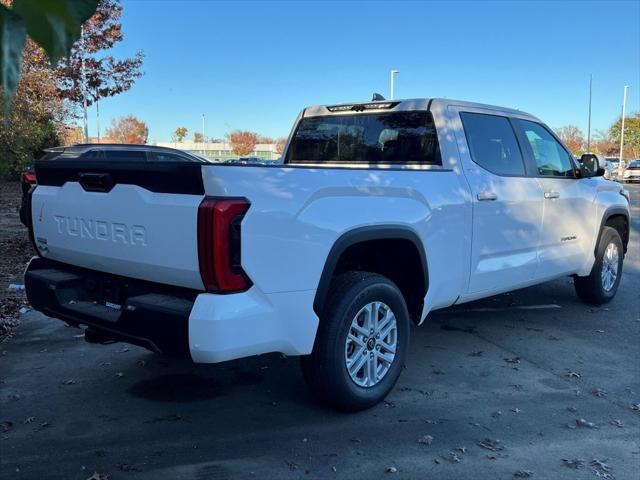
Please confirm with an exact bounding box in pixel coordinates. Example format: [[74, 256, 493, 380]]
[[202, 164, 470, 314]]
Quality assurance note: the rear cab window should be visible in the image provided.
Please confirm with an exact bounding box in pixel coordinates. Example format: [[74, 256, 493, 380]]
[[286, 110, 441, 165]]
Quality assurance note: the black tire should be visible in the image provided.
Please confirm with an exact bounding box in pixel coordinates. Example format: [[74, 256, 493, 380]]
[[301, 272, 410, 411], [574, 226, 624, 305]]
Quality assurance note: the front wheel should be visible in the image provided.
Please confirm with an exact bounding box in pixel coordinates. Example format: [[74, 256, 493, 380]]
[[574, 226, 624, 305], [301, 272, 410, 411]]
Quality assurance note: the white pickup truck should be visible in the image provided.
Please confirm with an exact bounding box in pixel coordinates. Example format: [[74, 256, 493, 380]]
[[24, 98, 630, 410]]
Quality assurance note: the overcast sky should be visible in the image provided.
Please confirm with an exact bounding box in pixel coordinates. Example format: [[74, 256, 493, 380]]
[[94, 0, 640, 142]]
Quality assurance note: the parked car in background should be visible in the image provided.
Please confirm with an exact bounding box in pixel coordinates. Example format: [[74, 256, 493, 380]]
[[23, 98, 630, 410], [623, 160, 640, 183], [606, 157, 621, 180]]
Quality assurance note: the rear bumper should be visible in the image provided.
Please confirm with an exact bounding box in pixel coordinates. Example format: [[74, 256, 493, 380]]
[[25, 258, 320, 362], [25, 258, 194, 356]]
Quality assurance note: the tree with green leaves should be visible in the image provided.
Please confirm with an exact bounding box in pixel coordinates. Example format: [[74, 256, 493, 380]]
[[610, 112, 640, 162], [194, 132, 204, 143], [172, 127, 188, 143]]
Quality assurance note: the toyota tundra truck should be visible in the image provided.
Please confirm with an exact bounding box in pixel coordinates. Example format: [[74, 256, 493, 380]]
[[24, 98, 631, 411]]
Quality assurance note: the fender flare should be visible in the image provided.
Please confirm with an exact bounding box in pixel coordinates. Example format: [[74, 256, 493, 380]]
[[596, 206, 630, 254], [313, 225, 429, 316]]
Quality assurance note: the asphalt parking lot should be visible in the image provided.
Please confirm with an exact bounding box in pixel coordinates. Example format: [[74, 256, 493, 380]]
[[1, 185, 639, 480]]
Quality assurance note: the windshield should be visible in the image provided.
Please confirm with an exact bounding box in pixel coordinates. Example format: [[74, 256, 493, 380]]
[[286, 111, 441, 165]]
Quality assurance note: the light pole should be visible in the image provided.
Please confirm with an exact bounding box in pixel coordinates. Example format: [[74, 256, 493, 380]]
[[390, 69, 399, 100], [201, 113, 205, 144], [587, 74, 592, 152], [80, 26, 89, 143], [618, 85, 629, 180]]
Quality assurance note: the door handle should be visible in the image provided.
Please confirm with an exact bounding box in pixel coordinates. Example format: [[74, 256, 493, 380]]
[[544, 191, 560, 199], [476, 191, 498, 201]]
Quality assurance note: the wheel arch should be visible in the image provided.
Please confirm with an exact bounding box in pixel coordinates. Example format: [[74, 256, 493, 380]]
[[597, 207, 630, 254], [313, 226, 429, 323]]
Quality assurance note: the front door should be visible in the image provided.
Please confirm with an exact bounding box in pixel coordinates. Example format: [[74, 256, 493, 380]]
[[453, 109, 545, 295], [512, 119, 597, 277]]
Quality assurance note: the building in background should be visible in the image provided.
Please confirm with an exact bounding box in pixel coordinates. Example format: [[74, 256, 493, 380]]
[[154, 141, 281, 161]]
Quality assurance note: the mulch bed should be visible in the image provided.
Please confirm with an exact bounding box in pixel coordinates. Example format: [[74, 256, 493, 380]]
[[0, 181, 33, 343]]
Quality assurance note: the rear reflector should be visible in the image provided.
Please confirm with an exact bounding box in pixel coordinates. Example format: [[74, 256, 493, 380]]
[[197, 197, 251, 292]]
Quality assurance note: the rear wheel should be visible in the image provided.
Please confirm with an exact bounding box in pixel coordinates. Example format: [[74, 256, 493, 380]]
[[301, 272, 409, 411], [574, 226, 624, 305]]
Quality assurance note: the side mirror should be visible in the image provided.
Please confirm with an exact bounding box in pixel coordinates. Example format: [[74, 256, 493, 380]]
[[579, 153, 606, 177]]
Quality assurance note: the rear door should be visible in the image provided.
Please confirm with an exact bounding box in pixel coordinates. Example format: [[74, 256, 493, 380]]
[[512, 119, 597, 277], [452, 108, 544, 295], [31, 159, 206, 290]]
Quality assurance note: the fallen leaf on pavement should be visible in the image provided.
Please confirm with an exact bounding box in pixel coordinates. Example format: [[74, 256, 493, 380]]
[[511, 408, 522, 414], [504, 357, 521, 364], [418, 435, 433, 445], [575, 418, 597, 429], [592, 388, 607, 398], [631, 403, 640, 412], [23, 416, 34, 424], [513, 470, 532, 478], [441, 451, 462, 463], [562, 458, 585, 469], [386, 466, 398, 473], [137, 360, 147, 367], [86, 473, 110, 480], [468, 351, 483, 357], [286, 461, 298, 471], [115, 372, 124, 378], [116, 463, 143, 472], [565, 371, 581, 379], [478, 438, 504, 452], [62, 379, 76, 385], [610, 419, 624, 428], [1, 421, 13, 432]]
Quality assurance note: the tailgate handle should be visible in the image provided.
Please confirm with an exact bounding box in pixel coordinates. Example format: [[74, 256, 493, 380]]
[[78, 173, 114, 193]]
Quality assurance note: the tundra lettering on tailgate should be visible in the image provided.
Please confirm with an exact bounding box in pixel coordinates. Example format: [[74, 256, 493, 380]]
[[53, 215, 147, 246]]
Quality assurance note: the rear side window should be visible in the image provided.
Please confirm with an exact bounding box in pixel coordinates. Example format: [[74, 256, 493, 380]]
[[286, 111, 441, 165], [515, 120, 575, 177], [154, 152, 192, 162], [460, 112, 525, 176]]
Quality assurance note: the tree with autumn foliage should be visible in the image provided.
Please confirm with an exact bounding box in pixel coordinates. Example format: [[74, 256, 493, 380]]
[[227, 130, 258, 156], [0, 40, 65, 179], [275, 137, 287, 155], [193, 132, 205, 143], [105, 115, 148, 144], [591, 129, 618, 156], [55, 0, 144, 127], [554, 125, 585, 155]]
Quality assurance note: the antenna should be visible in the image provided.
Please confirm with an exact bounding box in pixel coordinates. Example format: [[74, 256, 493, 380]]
[[371, 93, 386, 101]]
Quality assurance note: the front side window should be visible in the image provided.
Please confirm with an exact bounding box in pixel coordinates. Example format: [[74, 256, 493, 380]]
[[460, 112, 525, 176], [516, 120, 575, 177], [286, 111, 441, 165]]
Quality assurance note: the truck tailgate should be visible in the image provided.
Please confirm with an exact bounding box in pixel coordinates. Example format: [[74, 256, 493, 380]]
[[31, 161, 205, 290]]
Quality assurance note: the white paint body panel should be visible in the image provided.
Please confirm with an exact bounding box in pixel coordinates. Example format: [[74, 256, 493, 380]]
[[30, 98, 630, 363]]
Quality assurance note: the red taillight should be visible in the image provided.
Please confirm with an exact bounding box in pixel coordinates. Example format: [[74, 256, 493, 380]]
[[197, 197, 251, 292], [21, 171, 36, 194]]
